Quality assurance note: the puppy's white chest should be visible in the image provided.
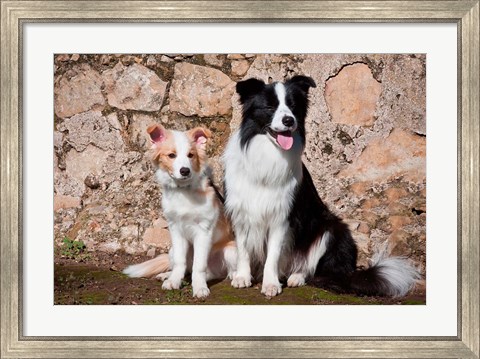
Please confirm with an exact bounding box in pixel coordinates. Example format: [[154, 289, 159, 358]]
[[162, 189, 216, 225]]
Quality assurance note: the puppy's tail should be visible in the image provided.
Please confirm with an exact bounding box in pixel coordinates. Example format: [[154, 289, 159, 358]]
[[349, 247, 421, 297], [123, 253, 170, 278]]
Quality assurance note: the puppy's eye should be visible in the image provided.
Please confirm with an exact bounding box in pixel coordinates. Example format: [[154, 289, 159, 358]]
[[168, 153, 176, 159], [187, 153, 194, 158]]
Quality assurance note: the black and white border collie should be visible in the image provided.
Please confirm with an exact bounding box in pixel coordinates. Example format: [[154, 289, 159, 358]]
[[223, 75, 420, 297]]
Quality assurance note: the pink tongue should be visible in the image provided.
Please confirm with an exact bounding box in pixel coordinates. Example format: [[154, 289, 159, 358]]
[[277, 132, 294, 150]]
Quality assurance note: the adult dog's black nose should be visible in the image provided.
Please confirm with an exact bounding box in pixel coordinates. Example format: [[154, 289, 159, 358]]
[[180, 167, 191, 177], [282, 116, 295, 127]]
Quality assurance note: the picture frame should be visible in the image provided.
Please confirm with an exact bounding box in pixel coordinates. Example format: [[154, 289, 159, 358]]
[[1, 1, 478, 358]]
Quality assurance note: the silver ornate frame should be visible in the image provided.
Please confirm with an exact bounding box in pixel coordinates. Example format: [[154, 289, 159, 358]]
[[1, 1, 478, 358]]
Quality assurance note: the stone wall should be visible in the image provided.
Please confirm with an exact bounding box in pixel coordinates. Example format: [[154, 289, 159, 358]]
[[54, 53, 426, 272]]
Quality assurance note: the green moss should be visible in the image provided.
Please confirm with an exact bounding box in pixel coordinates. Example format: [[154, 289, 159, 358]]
[[55, 264, 425, 305], [79, 292, 110, 305], [219, 294, 254, 305], [402, 299, 426, 305], [209, 283, 260, 305], [143, 299, 161, 305], [90, 270, 125, 281], [310, 289, 354, 304]]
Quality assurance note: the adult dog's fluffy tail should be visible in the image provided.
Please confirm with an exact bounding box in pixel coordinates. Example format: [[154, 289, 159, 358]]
[[314, 241, 421, 297], [349, 249, 422, 297], [123, 254, 170, 278]]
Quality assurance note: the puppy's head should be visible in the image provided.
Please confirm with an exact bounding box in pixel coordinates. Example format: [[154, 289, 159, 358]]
[[148, 124, 211, 186], [236, 75, 316, 150]]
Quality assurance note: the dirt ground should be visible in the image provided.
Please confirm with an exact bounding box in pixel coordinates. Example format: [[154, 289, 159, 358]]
[[54, 251, 426, 305]]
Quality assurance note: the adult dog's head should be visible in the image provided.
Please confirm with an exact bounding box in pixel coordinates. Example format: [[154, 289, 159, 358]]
[[236, 75, 316, 150]]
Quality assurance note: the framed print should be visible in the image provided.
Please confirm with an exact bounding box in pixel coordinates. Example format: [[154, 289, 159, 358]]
[[1, 1, 478, 358]]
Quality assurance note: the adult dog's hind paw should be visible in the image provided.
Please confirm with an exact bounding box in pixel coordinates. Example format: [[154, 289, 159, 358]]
[[287, 273, 306, 287]]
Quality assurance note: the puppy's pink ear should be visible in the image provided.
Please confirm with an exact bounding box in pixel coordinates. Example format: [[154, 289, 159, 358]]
[[188, 127, 212, 149], [147, 124, 166, 144]]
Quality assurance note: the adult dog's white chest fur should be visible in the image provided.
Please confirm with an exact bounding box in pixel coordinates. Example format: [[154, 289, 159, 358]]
[[223, 131, 303, 262]]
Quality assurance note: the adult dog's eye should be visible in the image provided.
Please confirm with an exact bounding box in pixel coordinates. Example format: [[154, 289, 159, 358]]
[[168, 153, 176, 159], [187, 153, 194, 158]]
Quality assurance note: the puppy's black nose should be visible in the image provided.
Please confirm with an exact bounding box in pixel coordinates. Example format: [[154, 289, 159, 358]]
[[180, 167, 191, 177], [282, 116, 295, 127]]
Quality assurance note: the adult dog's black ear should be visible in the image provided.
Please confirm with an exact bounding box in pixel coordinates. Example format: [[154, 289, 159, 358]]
[[287, 75, 317, 92], [236, 78, 265, 103]]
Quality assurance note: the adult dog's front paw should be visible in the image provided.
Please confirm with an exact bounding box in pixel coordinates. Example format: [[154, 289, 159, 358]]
[[231, 273, 252, 288], [162, 278, 181, 290], [193, 286, 210, 298], [261, 282, 282, 297]]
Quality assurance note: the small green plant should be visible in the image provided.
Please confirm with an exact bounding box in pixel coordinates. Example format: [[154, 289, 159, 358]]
[[61, 237, 88, 259]]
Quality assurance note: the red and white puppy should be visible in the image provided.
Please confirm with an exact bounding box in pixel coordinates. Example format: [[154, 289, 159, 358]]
[[123, 125, 236, 298]]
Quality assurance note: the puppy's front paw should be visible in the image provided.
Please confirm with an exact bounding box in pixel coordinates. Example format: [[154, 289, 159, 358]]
[[287, 273, 306, 287], [193, 286, 210, 298], [162, 279, 181, 290], [261, 282, 282, 297], [231, 274, 252, 288]]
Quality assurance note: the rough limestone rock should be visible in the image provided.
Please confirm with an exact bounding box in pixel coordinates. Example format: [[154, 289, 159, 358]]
[[339, 128, 426, 182], [53, 109, 128, 198], [324, 63, 382, 126], [64, 144, 109, 194], [231, 60, 250, 77], [54, 64, 105, 118], [57, 111, 124, 152], [120, 224, 139, 240], [204, 54, 225, 67], [103, 62, 167, 111], [101, 150, 143, 184], [54, 172, 85, 198], [54, 195, 82, 211], [98, 241, 122, 254], [129, 114, 157, 150], [169, 63, 235, 117], [227, 54, 244, 60], [376, 54, 426, 135], [142, 227, 171, 249], [141, 216, 171, 250]]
